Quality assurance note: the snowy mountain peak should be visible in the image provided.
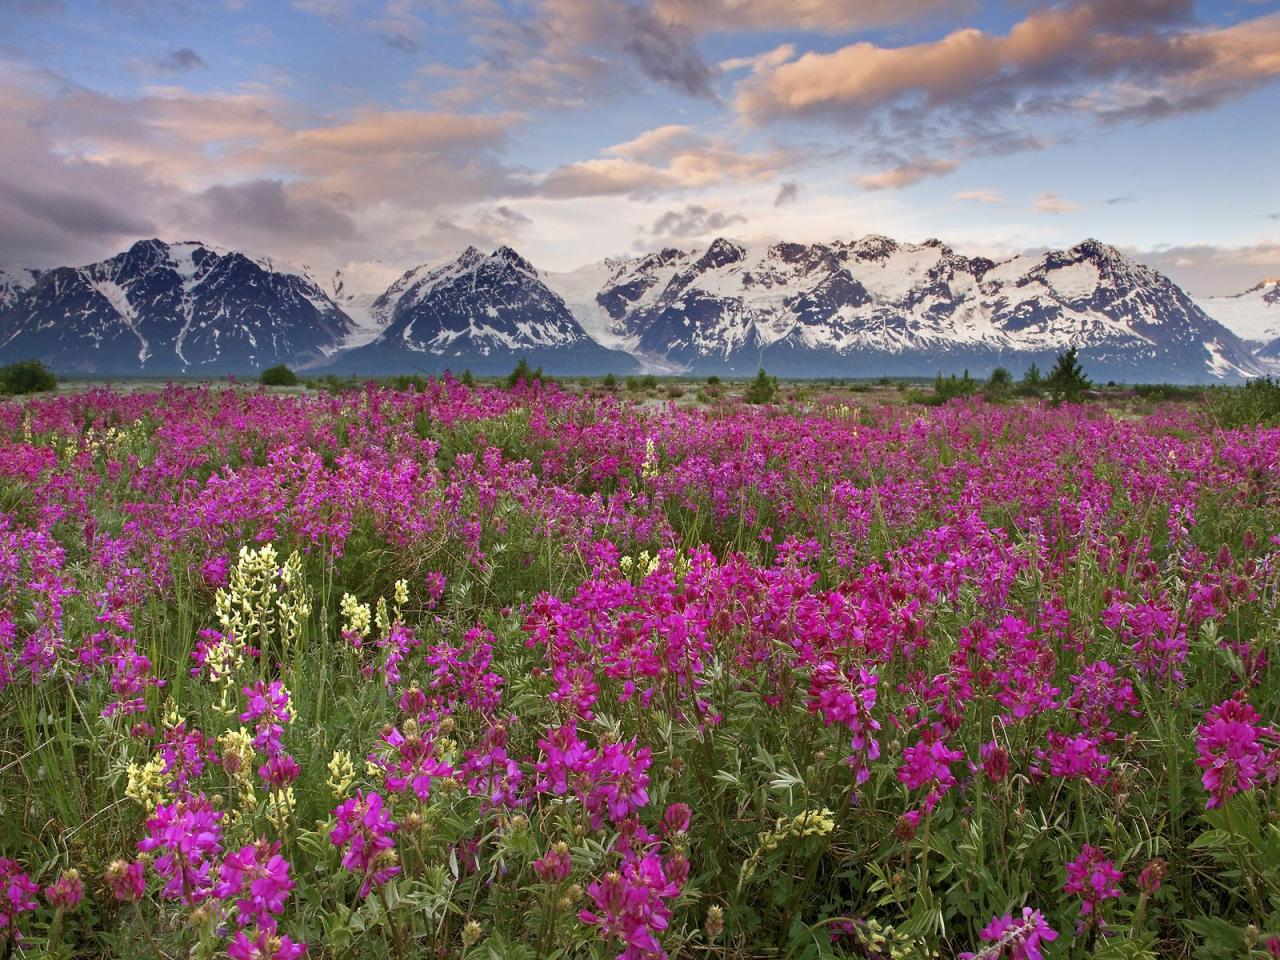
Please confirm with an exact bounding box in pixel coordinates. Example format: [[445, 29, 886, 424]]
[[696, 238, 746, 271], [0, 239, 352, 374], [492, 245, 536, 274]]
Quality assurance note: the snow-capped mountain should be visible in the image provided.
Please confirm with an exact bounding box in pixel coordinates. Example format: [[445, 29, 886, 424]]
[[0, 240, 354, 375], [0, 235, 1264, 381], [327, 246, 636, 375], [548, 236, 1259, 381], [1196, 280, 1280, 353]]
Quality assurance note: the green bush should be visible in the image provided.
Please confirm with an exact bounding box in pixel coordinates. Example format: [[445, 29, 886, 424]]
[[914, 370, 980, 406], [744, 367, 778, 404], [260, 364, 299, 387], [1045, 348, 1091, 404], [506, 358, 544, 389], [0, 359, 57, 395], [1208, 376, 1280, 428]]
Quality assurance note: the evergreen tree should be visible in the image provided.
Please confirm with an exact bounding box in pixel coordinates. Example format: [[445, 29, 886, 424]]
[[744, 367, 778, 404], [1045, 348, 1091, 404]]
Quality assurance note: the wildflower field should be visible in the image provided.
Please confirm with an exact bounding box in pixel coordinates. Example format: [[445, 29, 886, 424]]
[[1, 380, 1278, 960]]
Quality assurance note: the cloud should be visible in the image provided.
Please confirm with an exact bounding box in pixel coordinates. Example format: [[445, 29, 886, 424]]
[[623, 4, 719, 100], [1106, 194, 1137, 205], [540, 124, 791, 198], [419, 0, 722, 109], [0, 61, 526, 269], [954, 189, 1004, 204], [774, 181, 799, 206], [1032, 191, 1080, 214], [857, 157, 956, 190], [1269, 212, 1280, 220], [733, 2, 1280, 167], [1128, 241, 1280, 296], [192, 178, 356, 242], [655, 0, 960, 34], [158, 47, 206, 72], [649, 203, 746, 239]]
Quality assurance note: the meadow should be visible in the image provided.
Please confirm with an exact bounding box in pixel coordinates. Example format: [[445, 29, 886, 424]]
[[0, 377, 1278, 959]]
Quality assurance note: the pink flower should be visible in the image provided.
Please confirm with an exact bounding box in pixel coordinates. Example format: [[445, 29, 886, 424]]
[[959, 907, 1057, 960], [105, 859, 146, 902], [330, 790, 399, 897], [1063, 844, 1124, 919], [215, 840, 294, 930], [0, 858, 39, 941], [45, 869, 84, 911], [226, 929, 307, 960], [1195, 696, 1279, 809], [533, 843, 574, 883], [136, 795, 224, 904]]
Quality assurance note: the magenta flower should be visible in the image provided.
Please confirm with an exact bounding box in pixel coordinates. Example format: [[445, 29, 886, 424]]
[[45, 869, 84, 911], [959, 908, 1057, 960], [1063, 844, 1124, 920], [136, 795, 224, 904], [579, 852, 683, 960], [898, 732, 963, 810], [0, 858, 39, 942], [105, 859, 146, 902], [330, 790, 400, 897], [1195, 696, 1279, 809], [215, 840, 294, 930], [226, 929, 307, 960], [807, 661, 881, 785]]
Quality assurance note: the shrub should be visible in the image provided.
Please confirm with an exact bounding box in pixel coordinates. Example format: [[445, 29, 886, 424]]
[[260, 364, 299, 387], [506, 358, 544, 389], [602, 372, 619, 391], [984, 367, 1013, 402], [743, 367, 778, 404], [916, 370, 980, 406], [1208, 376, 1280, 428], [0, 359, 56, 395], [1045, 348, 1091, 404]]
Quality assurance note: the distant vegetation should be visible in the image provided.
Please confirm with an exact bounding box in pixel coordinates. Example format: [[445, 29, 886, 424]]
[[744, 367, 779, 404], [260, 364, 299, 386], [0, 359, 56, 395]]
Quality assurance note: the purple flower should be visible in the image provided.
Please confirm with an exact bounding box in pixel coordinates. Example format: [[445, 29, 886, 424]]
[[959, 908, 1057, 960], [136, 795, 224, 904], [1195, 696, 1279, 809], [0, 859, 40, 942], [227, 929, 307, 960], [330, 790, 400, 898], [215, 840, 294, 930], [105, 859, 146, 902], [1063, 844, 1124, 921]]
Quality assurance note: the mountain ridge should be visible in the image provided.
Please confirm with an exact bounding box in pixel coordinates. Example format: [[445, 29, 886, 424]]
[[0, 235, 1269, 382]]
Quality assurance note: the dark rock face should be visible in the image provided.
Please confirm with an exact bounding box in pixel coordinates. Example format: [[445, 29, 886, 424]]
[[0, 235, 1263, 381], [326, 247, 637, 376], [0, 240, 353, 374]]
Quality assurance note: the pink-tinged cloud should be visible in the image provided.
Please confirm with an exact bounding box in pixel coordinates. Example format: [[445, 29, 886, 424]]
[[1129, 242, 1280, 296], [1032, 192, 1080, 214], [857, 158, 957, 190], [540, 125, 791, 197], [954, 189, 1005, 204], [655, 0, 960, 35], [734, 2, 1280, 126]]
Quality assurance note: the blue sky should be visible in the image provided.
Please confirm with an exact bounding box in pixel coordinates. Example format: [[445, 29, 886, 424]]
[[0, 0, 1277, 293]]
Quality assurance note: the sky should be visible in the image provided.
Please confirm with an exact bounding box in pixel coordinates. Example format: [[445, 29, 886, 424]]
[[0, 0, 1277, 295]]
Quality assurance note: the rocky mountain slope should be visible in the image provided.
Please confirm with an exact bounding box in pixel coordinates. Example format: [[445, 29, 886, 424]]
[[0, 236, 1265, 382]]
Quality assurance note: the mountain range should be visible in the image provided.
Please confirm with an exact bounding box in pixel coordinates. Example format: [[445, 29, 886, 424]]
[[0, 236, 1274, 383]]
